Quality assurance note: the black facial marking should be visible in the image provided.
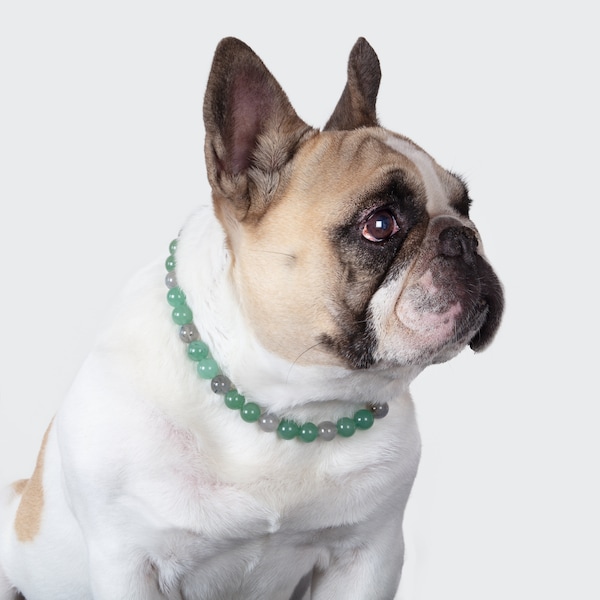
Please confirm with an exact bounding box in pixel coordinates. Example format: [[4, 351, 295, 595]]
[[319, 310, 377, 369], [331, 171, 426, 274], [322, 170, 428, 369]]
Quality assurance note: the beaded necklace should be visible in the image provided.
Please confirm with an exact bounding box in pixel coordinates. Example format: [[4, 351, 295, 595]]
[[164, 238, 389, 442]]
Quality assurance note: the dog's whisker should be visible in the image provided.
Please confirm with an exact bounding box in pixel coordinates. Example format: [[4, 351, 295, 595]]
[[286, 342, 326, 383], [251, 249, 297, 260]]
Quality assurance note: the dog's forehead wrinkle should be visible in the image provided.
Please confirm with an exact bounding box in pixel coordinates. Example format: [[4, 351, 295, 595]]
[[287, 131, 423, 213]]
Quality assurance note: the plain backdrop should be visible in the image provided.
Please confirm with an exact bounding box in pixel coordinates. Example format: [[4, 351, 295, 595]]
[[0, 1, 598, 599]]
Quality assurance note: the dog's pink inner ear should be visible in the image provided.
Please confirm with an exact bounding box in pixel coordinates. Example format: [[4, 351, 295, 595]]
[[228, 71, 274, 174]]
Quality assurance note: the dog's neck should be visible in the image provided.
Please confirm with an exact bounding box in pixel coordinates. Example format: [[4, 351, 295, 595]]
[[173, 204, 421, 421]]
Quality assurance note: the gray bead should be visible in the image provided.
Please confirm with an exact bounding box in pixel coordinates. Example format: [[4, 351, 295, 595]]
[[370, 402, 389, 419], [258, 414, 279, 432], [179, 323, 199, 343], [211, 374, 232, 395], [317, 421, 337, 441], [165, 271, 178, 289]]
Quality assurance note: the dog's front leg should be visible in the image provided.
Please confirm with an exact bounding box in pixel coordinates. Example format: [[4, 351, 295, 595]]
[[86, 544, 168, 600], [312, 518, 405, 600]]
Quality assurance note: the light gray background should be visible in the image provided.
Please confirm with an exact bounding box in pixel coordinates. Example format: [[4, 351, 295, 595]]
[[0, 1, 597, 599]]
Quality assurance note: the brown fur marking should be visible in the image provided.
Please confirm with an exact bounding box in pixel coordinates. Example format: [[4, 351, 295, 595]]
[[14, 422, 52, 542], [11, 479, 28, 495]]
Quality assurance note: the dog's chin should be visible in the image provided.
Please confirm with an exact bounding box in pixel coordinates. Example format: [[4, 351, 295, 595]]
[[377, 309, 488, 369]]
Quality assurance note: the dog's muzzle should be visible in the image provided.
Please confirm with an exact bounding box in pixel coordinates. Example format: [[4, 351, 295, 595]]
[[394, 215, 504, 360]]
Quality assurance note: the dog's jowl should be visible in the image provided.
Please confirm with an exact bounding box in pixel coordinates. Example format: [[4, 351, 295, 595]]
[[0, 38, 503, 600]]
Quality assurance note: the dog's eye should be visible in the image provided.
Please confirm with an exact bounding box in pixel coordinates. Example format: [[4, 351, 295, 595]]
[[361, 209, 399, 242]]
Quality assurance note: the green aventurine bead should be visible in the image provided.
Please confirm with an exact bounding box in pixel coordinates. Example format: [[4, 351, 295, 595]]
[[167, 287, 186, 307], [187, 340, 209, 361], [172, 305, 193, 325], [278, 420, 300, 440], [165, 255, 176, 272], [196, 358, 219, 379], [336, 417, 356, 438], [241, 402, 261, 423], [354, 409, 375, 430], [169, 239, 178, 254], [299, 422, 319, 443], [224, 390, 245, 410]]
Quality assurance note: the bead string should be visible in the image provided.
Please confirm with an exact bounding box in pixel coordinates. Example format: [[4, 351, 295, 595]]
[[165, 239, 389, 442]]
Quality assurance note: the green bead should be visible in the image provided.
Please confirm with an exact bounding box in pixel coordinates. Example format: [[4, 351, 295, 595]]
[[299, 422, 318, 443], [172, 305, 193, 325], [278, 420, 300, 440], [169, 239, 178, 254], [224, 390, 245, 410], [241, 402, 261, 423], [196, 358, 219, 379], [187, 340, 209, 361], [336, 417, 356, 438], [354, 409, 375, 430], [167, 287, 186, 307], [165, 254, 176, 272]]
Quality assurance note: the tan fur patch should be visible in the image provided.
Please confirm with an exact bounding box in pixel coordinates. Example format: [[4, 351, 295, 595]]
[[230, 129, 428, 367], [11, 479, 28, 495], [14, 421, 52, 542]]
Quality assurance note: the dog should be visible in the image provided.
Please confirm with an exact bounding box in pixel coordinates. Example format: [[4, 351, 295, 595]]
[[0, 37, 503, 599]]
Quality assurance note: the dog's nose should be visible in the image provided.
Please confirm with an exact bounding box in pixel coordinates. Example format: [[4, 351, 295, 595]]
[[439, 225, 478, 258]]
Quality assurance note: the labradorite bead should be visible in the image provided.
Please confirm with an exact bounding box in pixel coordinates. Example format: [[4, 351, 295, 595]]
[[167, 287, 186, 307], [187, 340, 209, 361], [278, 420, 299, 440], [370, 402, 390, 419], [179, 323, 199, 343], [317, 421, 337, 441], [169, 239, 178, 254], [354, 409, 375, 430], [165, 255, 176, 272], [241, 402, 261, 423], [165, 271, 178, 289], [172, 305, 193, 326], [224, 390, 245, 410], [258, 413, 279, 432], [299, 422, 319, 443], [336, 417, 356, 438], [211, 374, 232, 395], [196, 358, 219, 379]]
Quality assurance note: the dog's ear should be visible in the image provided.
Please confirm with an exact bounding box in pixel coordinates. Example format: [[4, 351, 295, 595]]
[[203, 37, 313, 221], [324, 37, 381, 131]]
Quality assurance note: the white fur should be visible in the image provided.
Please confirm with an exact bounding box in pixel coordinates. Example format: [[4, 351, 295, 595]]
[[384, 134, 455, 216], [0, 204, 421, 600]]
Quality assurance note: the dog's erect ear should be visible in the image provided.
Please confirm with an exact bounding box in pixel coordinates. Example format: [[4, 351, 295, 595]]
[[203, 38, 313, 221], [324, 38, 381, 131]]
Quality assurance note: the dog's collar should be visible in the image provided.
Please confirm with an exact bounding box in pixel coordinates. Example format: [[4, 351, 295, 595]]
[[164, 238, 389, 442]]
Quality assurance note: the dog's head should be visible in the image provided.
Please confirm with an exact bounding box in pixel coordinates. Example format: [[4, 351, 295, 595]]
[[202, 37, 503, 371]]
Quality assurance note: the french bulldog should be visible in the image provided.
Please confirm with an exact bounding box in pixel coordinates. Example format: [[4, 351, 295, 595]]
[[0, 37, 503, 600]]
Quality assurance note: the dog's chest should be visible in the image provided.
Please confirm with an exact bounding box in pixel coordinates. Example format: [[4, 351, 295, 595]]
[[140, 430, 396, 599]]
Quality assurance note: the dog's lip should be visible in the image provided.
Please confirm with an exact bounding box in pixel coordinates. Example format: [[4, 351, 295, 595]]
[[468, 255, 504, 352]]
